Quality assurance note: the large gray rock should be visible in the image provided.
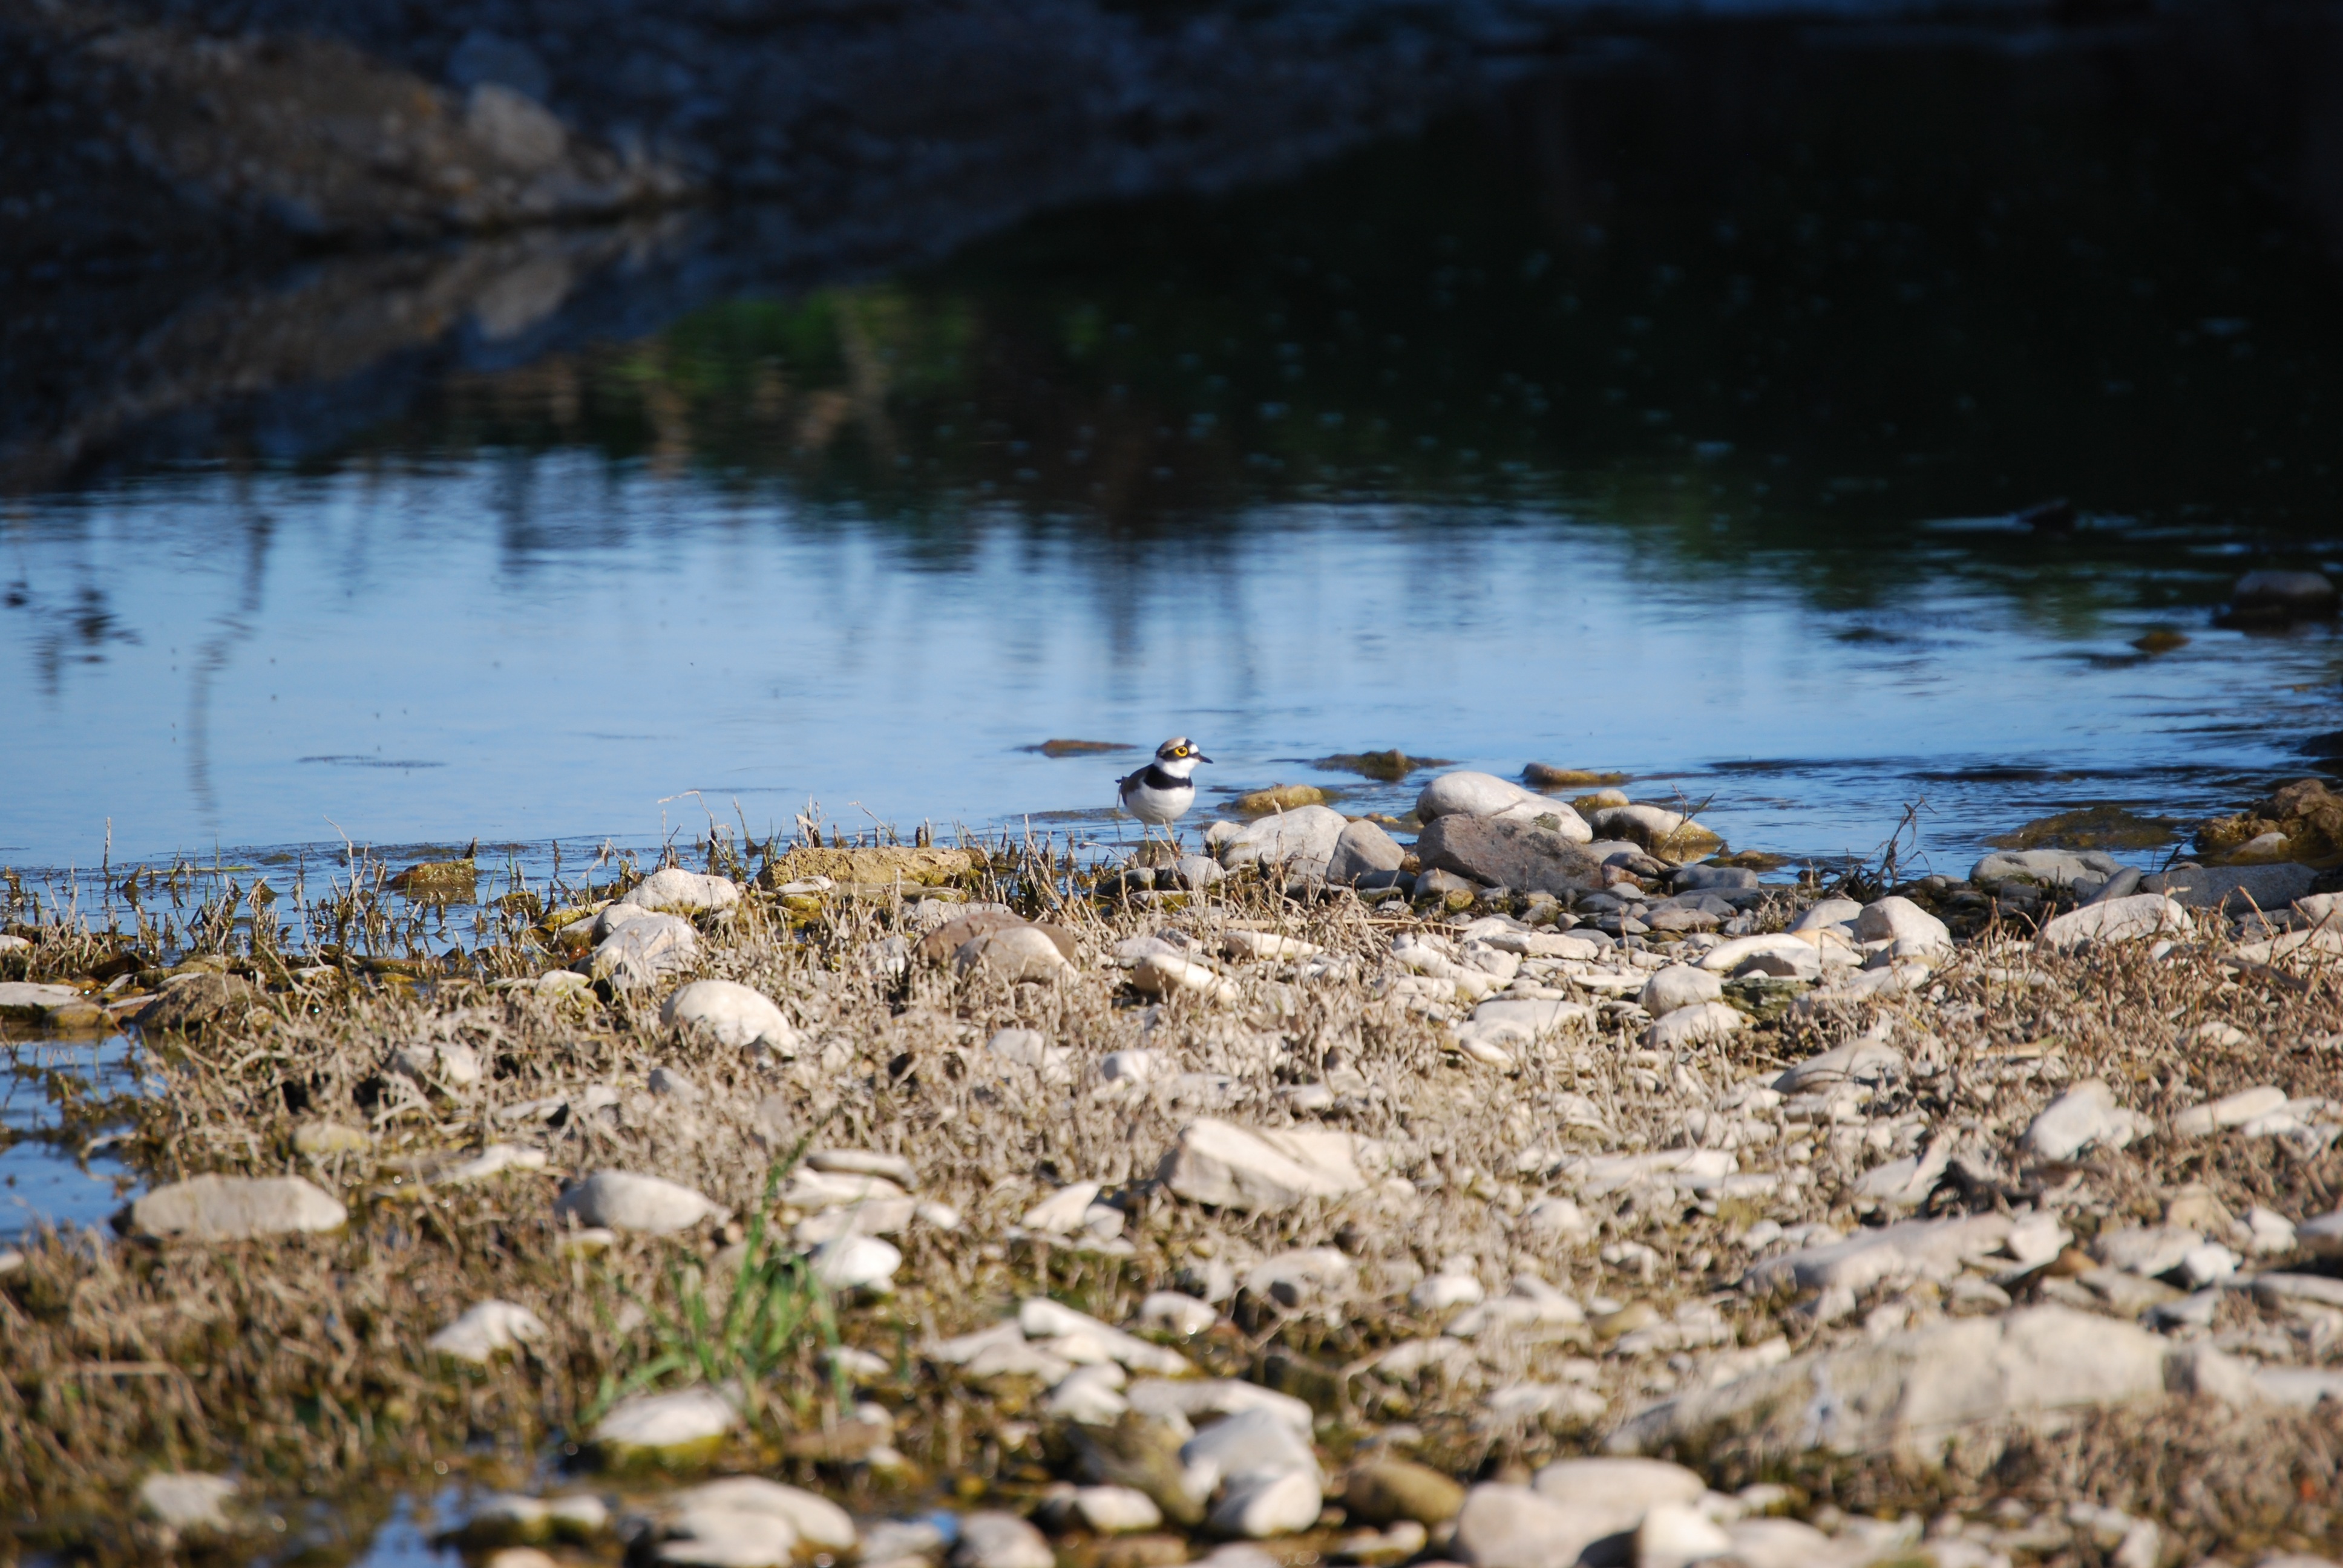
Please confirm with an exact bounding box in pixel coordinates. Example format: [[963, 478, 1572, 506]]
[[623, 867, 741, 915], [1415, 815, 1605, 897], [588, 910, 700, 988], [1452, 1483, 1623, 1568], [1325, 819, 1406, 883], [953, 1512, 1054, 1568], [427, 1299, 548, 1363], [1529, 1457, 1703, 1521], [138, 1472, 240, 1534], [660, 979, 799, 1053], [1220, 805, 1348, 880], [1609, 1305, 2194, 1463], [1674, 863, 1759, 891], [1418, 772, 1589, 837], [1851, 896, 1951, 952], [1744, 1214, 2011, 1299], [2023, 1079, 2151, 1163], [2232, 569, 2339, 619], [132, 973, 261, 1033], [2143, 862, 2319, 912], [123, 1175, 347, 1241], [594, 1387, 741, 1457], [1971, 848, 2125, 887], [668, 1481, 852, 1551], [2037, 893, 2188, 950], [1639, 965, 1723, 1018], [553, 1171, 723, 1235], [1159, 1119, 1373, 1211]]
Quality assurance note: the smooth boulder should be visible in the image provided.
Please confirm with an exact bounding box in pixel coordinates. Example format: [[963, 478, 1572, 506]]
[[1609, 1305, 2200, 1463], [1325, 819, 1406, 883], [1218, 805, 1348, 880], [623, 867, 741, 916], [957, 926, 1071, 982], [122, 1174, 347, 1241], [1159, 1119, 1373, 1212], [1414, 815, 1605, 897], [1639, 965, 1723, 1018], [661, 980, 798, 1053], [554, 1171, 723, 1235], [1417, 771, 1588, 834], [2037, 894, 2187, 950]]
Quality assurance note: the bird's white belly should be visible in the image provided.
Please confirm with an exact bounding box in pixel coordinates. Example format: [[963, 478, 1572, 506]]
[[1121, 779, 1194, 825]]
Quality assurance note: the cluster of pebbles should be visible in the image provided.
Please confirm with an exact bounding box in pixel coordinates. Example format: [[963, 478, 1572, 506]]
[[15, 768, 2343, 1567]]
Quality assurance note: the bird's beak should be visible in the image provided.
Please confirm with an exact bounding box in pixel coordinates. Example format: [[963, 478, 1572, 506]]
[[1198, 754, 1214, 764]]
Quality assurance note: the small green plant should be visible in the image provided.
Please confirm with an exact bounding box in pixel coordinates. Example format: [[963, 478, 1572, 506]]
[[587, 1131, 849, 1426]]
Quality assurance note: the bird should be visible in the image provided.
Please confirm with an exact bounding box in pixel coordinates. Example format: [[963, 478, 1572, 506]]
[[1118, 737, 1212, 842]]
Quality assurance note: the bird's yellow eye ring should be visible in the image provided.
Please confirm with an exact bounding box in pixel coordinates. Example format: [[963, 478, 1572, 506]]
[[1173, 746, 1188, 757]]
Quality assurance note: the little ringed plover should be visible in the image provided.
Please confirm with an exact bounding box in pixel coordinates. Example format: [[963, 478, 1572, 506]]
[[1118, 737, 1211, 835]]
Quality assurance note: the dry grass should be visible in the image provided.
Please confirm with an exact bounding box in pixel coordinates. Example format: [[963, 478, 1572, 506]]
[[5, 841, 2343, 1561]]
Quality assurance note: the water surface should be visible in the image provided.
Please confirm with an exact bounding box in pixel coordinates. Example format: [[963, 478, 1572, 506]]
[[9, 13, 2343, 877]]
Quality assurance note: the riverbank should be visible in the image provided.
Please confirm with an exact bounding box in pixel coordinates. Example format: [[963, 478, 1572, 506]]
[[7, 771, 2343, 1564]]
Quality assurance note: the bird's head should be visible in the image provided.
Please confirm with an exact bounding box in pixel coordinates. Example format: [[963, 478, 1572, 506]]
[[1155, 737, 1212, 768]]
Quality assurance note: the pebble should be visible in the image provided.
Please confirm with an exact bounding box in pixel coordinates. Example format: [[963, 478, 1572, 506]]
[[1634, 1501, 1732, 1568], [123, 1174, 348, 1241], [2023, 1079, 2151, 1163], [1137, 1290, 1219, 1336], [2036, 893, 2188, 951], [1453, 1483, 1619, 1568], [1209, 1468, 1324, 1538], [2174, 1084, 2289, 1136], [589, 911, 701, 987], [138, 1471, 240, 1534], [1073, 1485, 1166, 1534], [132, 973, 260, 1031], [2233, 567, 2339, 618], [1222, 929, 1321, 961], [1345, 1458, 1466, 1526], [1131, 952, 1240, 1001], [811, 1234, 902, 1292], [623, 867, 742, 915], [675, 1478, 856, 1550], [1159, 1118, 1374, 1211], [390, 1040, 482, 1087], [553, 1171, 723, 1235], [427, 1299, 548, 1362], [1173, 854, 1227, 890], [1643, 1001, 1743, 1048], [954, 1512, 1056, 1568], [1773, 1036, 1905, 1093], [990, 1027, 1075, 1083], [1611, 1304, 2194, 1461], [661, 979, 799, 1053], [1244, 1246, 1357, 1312], [592, 1387, 741, 1457], [436, 1143, 549, 1184], [1851, 895, 1951, 952], [1971, 848, 2125, 887], [1327, 818, 1407, 883], [292, 1120, 371, 1155], [1217, 805, 1349, 880], [802, 1149, 913, 1186], [957, 926, 1071, 982]]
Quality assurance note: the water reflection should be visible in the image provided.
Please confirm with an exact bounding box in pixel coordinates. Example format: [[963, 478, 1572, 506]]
[[7, 16, 2343, 870]]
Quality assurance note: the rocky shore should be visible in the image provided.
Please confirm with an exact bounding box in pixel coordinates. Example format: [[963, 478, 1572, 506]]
[[8, 765, 2343, 1566]]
